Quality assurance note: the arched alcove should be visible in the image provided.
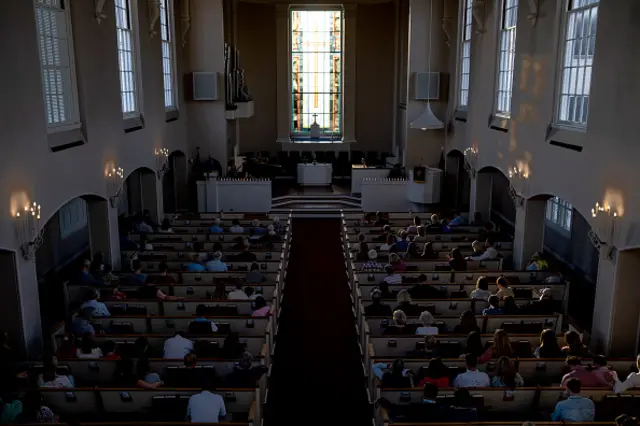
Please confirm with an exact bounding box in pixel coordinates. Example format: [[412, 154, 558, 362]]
[[476, 166, 516, 233], [121, 167, 158, 221]]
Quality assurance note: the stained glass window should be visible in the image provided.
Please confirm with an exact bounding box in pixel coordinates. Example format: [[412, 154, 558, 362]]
[[290, 9, 342, 135]]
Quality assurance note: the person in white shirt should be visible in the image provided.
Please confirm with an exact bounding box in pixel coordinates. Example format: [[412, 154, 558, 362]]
[[453, 354, 490, 388], [40, 365, 74, 389], [415, 311, 439, 336], [614, 354, 640, 393], [186, 386, 227, 423], [230, 219, 245, 233], [228, 283, 249, 300], [467, 240, 498, 262], [469, 277, 491, 300], [163, 331, 194, 359], [76, 333, 103, 359]]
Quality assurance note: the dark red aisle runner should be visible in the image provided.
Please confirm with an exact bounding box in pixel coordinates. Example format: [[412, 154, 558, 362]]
[[264, 219, 371, 425]]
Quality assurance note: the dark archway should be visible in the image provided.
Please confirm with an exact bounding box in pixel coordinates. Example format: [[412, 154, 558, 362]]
[[163, 150, 188, 214], [476, 166, 516, 234], [121, 167, 158, 221], [444, 149, 470, 212]]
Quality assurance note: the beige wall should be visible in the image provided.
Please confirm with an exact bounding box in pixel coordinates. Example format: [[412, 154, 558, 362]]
[[447, 0, 640, 250], [234, 1, 396, 154]]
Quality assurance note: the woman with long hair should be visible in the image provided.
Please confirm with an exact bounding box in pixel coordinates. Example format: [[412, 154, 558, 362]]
[[449, 248, 467, 271], [562, 330, 590, 357], [482, 329, 513, 361], [491, 356, 523, 388], [418, 357, 451, 388], [453, 311, 480, 334], [463, 331, 485, 359], [534, 329, 564, 358]]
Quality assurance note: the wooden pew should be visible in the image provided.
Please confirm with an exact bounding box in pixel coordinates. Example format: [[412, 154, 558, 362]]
[[123, 250, 282, 262], [347, 233, 498, 243], [353, 270, 554, 285], [352, 259, 504, 271], [357, 283, 565, 300], [138, 260, 281, 272]]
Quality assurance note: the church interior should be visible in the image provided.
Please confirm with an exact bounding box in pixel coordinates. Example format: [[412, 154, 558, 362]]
[[2, 0, 640, 425]]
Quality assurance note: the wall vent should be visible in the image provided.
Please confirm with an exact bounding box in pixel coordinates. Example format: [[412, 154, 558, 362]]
[[189, 72, 218, 101], [413, 72, 440, 101]]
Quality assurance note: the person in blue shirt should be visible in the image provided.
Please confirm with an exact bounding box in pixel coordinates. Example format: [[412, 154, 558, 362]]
[[482, 295, 504, 316], [551, 378, 595, 422], [75, 260, 108, 287], [209, 218, 224, 234], [128, 260, 148, 285], [185, 254, 206, 272], [251, 219, 265, 234], [80, 290, 110, 317], [449, 212, 468, 226], [206, 251, 228, 272], [71, 307, 96, 336]]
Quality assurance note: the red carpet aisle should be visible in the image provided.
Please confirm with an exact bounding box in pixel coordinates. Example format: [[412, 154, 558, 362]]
[[264, 219, 371, 426]]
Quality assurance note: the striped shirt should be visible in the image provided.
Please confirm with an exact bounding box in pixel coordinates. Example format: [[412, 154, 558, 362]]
[[384, 274, 403, 285]]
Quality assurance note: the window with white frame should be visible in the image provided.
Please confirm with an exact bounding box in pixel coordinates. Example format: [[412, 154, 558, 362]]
[[115, 0, 140, 116], [59, 198, 88, 239], [495, 0, 518, 116], [458, 0, 473, 109], [160, 0, 177, 110], [557, 0, 599, 127], [546, 196, 573, 231], [34, 0, 80, 130]]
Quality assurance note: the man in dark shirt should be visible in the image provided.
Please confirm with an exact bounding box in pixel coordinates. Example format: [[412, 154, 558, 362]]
[[364, 289, 393, 317], [409, 274, 445, 299], [149, 262, 176, 285], [224, 352, 267, 387], [235, 241, 257, 262], [409, 383, 445, 422]]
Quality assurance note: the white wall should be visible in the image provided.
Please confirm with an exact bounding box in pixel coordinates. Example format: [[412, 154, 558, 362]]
[[446, 0, 640, 250]]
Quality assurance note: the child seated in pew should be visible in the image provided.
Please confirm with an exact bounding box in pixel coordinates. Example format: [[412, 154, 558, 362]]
[[252, 296, 270, 317]]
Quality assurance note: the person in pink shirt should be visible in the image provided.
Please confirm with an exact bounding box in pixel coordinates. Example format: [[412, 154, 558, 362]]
[[561, 357, 611, 388], [591, 355, 618, 387], [389, 253, 406, 272], [252, 296, 270, 317]]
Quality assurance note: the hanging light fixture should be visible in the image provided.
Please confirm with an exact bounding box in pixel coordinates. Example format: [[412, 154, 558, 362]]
[[410, 0, 444, 131]]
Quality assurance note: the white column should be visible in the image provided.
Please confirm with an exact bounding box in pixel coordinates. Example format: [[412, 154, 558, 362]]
[[275, 4, 291, 144], [469, 173, 492, 222], [591, 249, 640, 356], [15, 257, 42, 358], [512, 198, 546, 269], [342, 4, 357, 144]]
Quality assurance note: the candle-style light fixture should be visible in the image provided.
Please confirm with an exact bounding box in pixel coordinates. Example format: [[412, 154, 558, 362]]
[[507, 163, 530, 207], [105, 164, 125, 208], [589, 201, 622, 253], [12, 200, 43, 260], [463, 147, 478, 178], [155, 148, 169, 179]]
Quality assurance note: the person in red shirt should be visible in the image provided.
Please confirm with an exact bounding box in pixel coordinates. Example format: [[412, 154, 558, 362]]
[[418, 358, 451, 388], [561, 357, 611, 388], [102, 340, 120, 360]]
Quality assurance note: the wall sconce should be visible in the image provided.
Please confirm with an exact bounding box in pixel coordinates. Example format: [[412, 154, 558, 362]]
[[508, 164, 529, 207], [12, 201, 43, 260], [589, 202, 622, 254], [155, 148, 169, 180], [106, 165, 125, 208], [463, 147, 478, 178]]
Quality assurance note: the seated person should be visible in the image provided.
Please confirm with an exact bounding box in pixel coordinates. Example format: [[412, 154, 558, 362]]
[[562, 330, 592, 357], [163, 331, 194, 359], [224, 352, 268, 387], [235, 240, 257, 262], [227, 283, 248, 299], [252, 296, 270, 317], [205, 251, 228, 272], [136, 358, 164, 389], [102, 340, 120, 360], [491, 356, 524, 388], [135, 279, 183, 301], [379, 234, 396, 252], [526, 252, 549, 270], [408, 273, 444, 299], [246, 262, 267, 283], [448, 248, 467, 271], [384, 310, 411, 335], [453, 311, 480, 334], [158, 219, 173, 233], [614, 354, 640, 393], [561, 356, 611, 387], [80, 290, 110, 317], [383, 265, 403, 285], [502, 296, 521, 314], [419, 242, 439, 260], [551, 378, 595, 422], [394, 290, 421, 316], [372, 359, 414, 388], [426, 214, 441, 230], [250, 218, 265, 234], [40, 364, 73, 388], [470, 276, 491, 300], [467, 239, 498, 261], [71, 307, 96, 336], [482, 295, 504, 316], [74, 259, 108, 287], [361, 250, 383, 272], [470, 240, 485, 257], [364, 288, 392, 317], [395, 230, 409, 252], [125, 259, 148, 285], [271, 216, 285, 234], [209, 218, 224, 234], [418, 357, 450, 387], [186, 384, 227, 423], [148, 262, 177, 285], [189, 316, 219, 333], [229, 219, 244, 233], [407, 216, 421, 234], [411, 382, 446, 421], [453, 353, 490, 388], [415, 311, 439, 335], [76, 333, 103, 359], [534, 329, 565, 358], [185, 254, 206, 272], [447, 389, 479, 421], [449, 212, 467, 226], [495, 276, 515, 299], [374, 212, 389, 227]]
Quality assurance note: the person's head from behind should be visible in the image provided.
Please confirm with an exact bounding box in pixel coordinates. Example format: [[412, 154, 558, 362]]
[[232, 219, 240, 227], [413, 216, 421, 226], [238, 351, 253, 370], [213, 251, 223, 260], [593, 355, 608, 368], [565, 377, 582, 395], [503, 296, 517, 311], [184, 352, 197, 367], [132, 259, 142, 273], [371, 288, 382, 302], [426, 357, 448, 378], [419, 310, 435, 327], [564, 330, 583, 350], [454, 388, 474, 407], [460, 310, 476, 330], [368, 250, 378, 261], [406, 242, 418, 256], [254, 295, 267, 310], [496, 276, 509, 289], [539, 329, 559, 349], [42, 364, 57, 382], [390, 358, 405, 376], [386, 234, 395, 245], [396, 289, 412, 305], [430, 214, 439, 224], [466, 331, 484, 356], [471, 240, 483, 253], [389, 253, 401, 265], [161, 219, 171, 230], [382, 224, 391, 234], [245, 286, 255, 297], [451, 248, 463, 261], [488, 295, 500, 309], [464, 353, 478, 370], [496, 356, 516, 379], [565, 356, 582, 371], [476, 276, 489, 291], [392, 309, 407, 326], [103, 340, 116, 355], [418, 273, 427, 284], [423, 382, 438, 400], [159, 262, 169, 275]]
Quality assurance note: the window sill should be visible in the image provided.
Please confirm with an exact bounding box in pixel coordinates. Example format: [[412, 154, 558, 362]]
[[454, 109, 468, 122], [546, 124, 585, 152], [489, 114, 510, 132], [48, 126, 86, 152], [165, 109, 179, 123], [124, 115, 144, 133]]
